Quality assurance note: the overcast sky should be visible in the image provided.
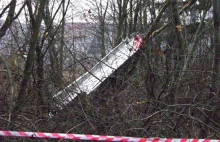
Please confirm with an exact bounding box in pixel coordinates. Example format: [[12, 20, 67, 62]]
[[0, 0, 95, 23]]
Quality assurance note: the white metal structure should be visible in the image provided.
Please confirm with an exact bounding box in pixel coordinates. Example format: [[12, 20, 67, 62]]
[[54, 37, 139, 106]]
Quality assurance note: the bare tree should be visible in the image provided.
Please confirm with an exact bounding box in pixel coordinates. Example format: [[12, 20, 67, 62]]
[[13, 0, 47, 114], [210, 0, 220, 95]]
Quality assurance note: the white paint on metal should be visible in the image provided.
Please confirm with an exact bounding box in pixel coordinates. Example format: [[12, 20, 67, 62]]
[[54, 37, 137, 106]]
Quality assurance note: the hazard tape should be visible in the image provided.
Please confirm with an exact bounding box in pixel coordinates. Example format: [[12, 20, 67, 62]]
[[0, 131, 219, 142]]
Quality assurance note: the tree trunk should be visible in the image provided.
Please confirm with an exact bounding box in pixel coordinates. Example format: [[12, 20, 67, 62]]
[[0, 0, 17, 39], [36, 45, 45, 116], [132, 0, 141, 32], [43, 0, 62, 87], [203, 0, 220, 138], [128, 0, 133, 35], [171, 0, 185, 66], [13, 0, 46, 114], [115, 0, 128, 46], [210, 0, 220, 94], [59, 0, 65, 84]]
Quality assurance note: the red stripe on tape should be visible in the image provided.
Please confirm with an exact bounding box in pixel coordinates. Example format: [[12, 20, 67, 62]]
[[37, 132, 48, 138], [181, 139, 188, 142], [139, 138, 148, 142], [165, 138, 173, 142], [153, 138, 161, 142], [18, 132, 28, 137], [192, 139, 199, 142], [3, 131, 13, 136]]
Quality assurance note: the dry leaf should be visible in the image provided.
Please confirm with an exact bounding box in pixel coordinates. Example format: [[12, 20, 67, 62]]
[[176, 25, 184, 32]]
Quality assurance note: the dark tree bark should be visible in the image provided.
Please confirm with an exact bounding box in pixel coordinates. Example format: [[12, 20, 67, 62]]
[[36, 44, 45, 115], [114, 0, 129, 46], [13, 0, 46, 114], [171, 0, 185, 61], [43, 0, 61, 86], [132, 0, 141, 32], [203, 0, 220, 138], [96, 0, 109, 58], [60, 0, 65, 82], [0, 0, 17, 39], [210, 0, 220, 95]]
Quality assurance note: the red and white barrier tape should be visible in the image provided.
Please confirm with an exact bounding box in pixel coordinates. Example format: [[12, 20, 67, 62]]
[[0, 131, 219, 142]]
